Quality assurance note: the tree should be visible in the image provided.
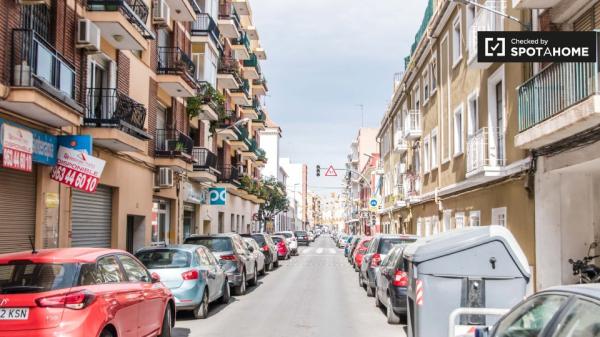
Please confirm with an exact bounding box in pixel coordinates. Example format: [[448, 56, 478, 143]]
[[257, 177, 289, 221]]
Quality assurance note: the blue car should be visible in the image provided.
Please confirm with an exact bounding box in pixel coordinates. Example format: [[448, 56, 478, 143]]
[[136, 244, 230, 319], [344, 235, 354, 257]]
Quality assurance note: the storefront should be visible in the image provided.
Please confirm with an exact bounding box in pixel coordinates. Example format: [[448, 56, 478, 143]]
[[71, 185, 113, 248], [182, 182, 206, 240], [152, 199, 171, 244]]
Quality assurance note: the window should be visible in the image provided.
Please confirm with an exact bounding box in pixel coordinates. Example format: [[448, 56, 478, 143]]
[[431, 129, 438, 169], [552, 298, 600, 337], [413, 86, 421, 110], [423, 70, 430, 102], [488, 66, 506, 167], [118, 255, 150, 283], [136, 249, 192, 269], [455, 212, 465, 229], [494, 295, 568, 337], [452, 15, 462, 67], [454, 105, 464, 155], [492, 207, 507, 227], [443, 210, 452, 232], [0, 263, 78, 293], [432, 217, 439, 235], [430, 57, 438, 92], [416, 218, 423, 236], [469, 211, 480, 227], [425, 217, 432, 236], [467, 93, 478, 138], [423, 136, 430, 172], [466, 4, 477, 60], [97, 256, 125, 283]]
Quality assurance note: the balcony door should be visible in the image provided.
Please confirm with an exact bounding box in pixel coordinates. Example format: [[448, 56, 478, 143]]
[[87, 56, 116, 120]]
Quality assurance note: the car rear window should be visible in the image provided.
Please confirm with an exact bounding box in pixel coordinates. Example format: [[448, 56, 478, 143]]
[[0, 262, 78, 294], [275, 232, 292, 238], [294, 231, 307, 236], [251, 235, 266, 246], [272, 236, 283, 243], [185, 237, 233, 252], [378, 238, 416, 255], [135, 249, 191, 269]]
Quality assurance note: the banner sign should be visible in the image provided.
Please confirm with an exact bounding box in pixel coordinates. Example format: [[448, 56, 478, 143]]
[[1, 123, 33, 172], [478, 31, 597, 63], [50, 146, 106, 193], [0, 118, 57, 166], [58, 135, 92, 154], [209, 187, 227, 205]]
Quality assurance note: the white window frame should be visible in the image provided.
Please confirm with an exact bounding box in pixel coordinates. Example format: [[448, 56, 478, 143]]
[[452, 13, 463, 68], [431, 128, 438, 169], [423, 135, 430, 173], [423, 69, 430, 104], [413, 85, 421, 110], [443, 210, 452, 232], [466, 4, 477, 62], [425, 217, 432, 237], [467, 90, 479, 138], [492, 207, 507, 227], [453, 104, 464, 156], [469, 210, 481, 227], [416, 218, 423, 237], [432, 217, 440, 235], [430, 54, 438, 94], [487, 65, 506, 166], [455, 212, 465, 229]]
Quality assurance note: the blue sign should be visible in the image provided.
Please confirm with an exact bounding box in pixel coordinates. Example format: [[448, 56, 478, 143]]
[[370, 199, 378, 207], [209, 188, 227, 206], [58, 135, 92, 154], [0, 118, 57, 166]]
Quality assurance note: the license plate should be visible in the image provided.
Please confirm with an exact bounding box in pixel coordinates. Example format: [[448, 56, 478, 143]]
[[0, 308, 29, 320]]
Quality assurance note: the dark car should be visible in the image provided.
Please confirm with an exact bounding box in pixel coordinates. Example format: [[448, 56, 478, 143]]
[[374, 245, 409, 324], [359, 234, 418, 297], [294, 230, 310, 246], [347, 236, 362, 264], [184, 233, 258, 296], [241, 233, 279, 270], [475, 284, 600, 337]]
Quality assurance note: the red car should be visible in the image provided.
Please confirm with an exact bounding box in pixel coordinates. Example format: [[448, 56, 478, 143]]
[[0, 248, 174, 337], [271, 235, 290, 260], [353, 237, 372, 271]]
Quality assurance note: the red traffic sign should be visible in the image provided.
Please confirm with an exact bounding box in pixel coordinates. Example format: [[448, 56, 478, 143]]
[[324, 165, 337, 177]]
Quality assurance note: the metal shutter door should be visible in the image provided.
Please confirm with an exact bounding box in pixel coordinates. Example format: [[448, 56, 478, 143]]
[[0, 167, 36, 254], [71, 185, 112, 248]]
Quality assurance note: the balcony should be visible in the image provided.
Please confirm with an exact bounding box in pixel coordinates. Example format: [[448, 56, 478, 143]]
[[252, 77, 268, 96], [241, 137, 258, 161], [190, 147, 219, 182], [403, 110, 422, 140], [189, 82, 220, 121], [156, 47, 197, 97], [83, 88, 151, 153], [231, 33, 251, 60], [254, 47, 267, 60], [394, 131, 408, 154], [165, 0, 196, 22], [0, 29, 83, 127], [516, 59, 600, 149], [468, 1, 504, 69], [229, 80, 251, 106], [404, 174, 421, 204], [86, 0, 154, 50], [512, 0, 560, 9], [215, 123, 238, 145], [217, 57, 243, 90], [242, 53, 261, 80], [218, 3, 242, 39], [466, 127, 505, 179], [218, 164, 241, 186], [232, 0, 251, 17], [154, 129, 194, 169], [191, 13, 221, 49], [241, 99, 261, 120]]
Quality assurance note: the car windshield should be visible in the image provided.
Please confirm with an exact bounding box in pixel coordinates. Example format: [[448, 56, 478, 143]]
[[276, 233, 292, 238], [272, 237, 283, 243], [185, 237, 233, 252], [378, 238, 416, 255], [135, 249, 191, 269], [251, 235, 266, 246], [0, 262, 78, 294]]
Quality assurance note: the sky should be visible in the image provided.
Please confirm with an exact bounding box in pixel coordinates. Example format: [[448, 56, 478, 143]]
[[251, 0, 429, 196]]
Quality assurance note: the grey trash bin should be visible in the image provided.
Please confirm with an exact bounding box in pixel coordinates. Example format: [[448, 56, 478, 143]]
[[403, 225, 530, 337]]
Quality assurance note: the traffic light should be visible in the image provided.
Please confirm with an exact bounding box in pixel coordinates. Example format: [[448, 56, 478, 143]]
[[316, 165, 321, 177]]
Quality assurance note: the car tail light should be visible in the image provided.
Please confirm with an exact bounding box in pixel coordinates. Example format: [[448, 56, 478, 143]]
[[220, 254, 237, 261], [36, 290, 95, 310], [182, 270, 199, 280], [392, 270, 409, 287], [371, 253, 381, 267], [262, 245, 270, 252]]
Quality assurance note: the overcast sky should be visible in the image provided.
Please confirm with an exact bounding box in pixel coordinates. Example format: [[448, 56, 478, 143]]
[[251, 0, 429, 196]]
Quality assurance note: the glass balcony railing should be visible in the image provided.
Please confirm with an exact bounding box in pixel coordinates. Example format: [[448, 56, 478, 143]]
[[85, 88, 150, 139], [518, 61, 599, 132], [86, 0, 154, 39]]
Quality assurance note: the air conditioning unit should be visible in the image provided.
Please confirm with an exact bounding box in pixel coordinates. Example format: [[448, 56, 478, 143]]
[[76, 19, 101, 52], [153, 0, 170, 26], [18, 0, 50, 5], [156, 167, 174, 188]]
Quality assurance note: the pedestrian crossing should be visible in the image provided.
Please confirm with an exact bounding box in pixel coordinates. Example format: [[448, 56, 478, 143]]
[[300, 247, 338, 255]]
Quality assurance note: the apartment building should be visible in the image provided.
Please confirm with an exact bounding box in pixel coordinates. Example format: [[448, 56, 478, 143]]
[[280, 158, 308, 231], [377, 0, 535, 275], [322, 192, 345, 232], [0, 0, 270, 254]]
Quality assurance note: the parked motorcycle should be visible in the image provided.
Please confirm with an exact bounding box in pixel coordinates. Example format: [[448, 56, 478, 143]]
[[569, 242, 600, 284]]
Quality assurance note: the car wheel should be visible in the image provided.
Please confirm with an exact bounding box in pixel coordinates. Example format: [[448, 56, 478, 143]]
[[274, 260, 279, 268], [193, 290, 209, 319], [158, 305, 172, 337], [234, 272, 246, 296], [248, 266, 258, 286], [375, 288, 382, 308], [220, 279, 231, 304], [386, 295, 401, 325], [100, 329, 115, 337], [366, 285, 375, 297], [265, 261, 271, 272], [259, 264, 266, 276], [358, 273, 364, 288]]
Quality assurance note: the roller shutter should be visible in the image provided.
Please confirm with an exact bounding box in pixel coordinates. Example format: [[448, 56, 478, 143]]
[[71, 185, 112, 248], [0, 167, 36, 254]]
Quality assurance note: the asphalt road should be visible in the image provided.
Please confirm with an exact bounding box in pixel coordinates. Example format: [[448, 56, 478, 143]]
[[173, 235, 408, 337]]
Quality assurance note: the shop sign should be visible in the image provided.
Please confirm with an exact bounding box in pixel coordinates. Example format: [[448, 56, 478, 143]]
[[0, 118, 57, 166], [183, 182, 206, 205], [1, 123, 33, 172], [58, 135, 92, 154], [50, 146, 106, 193], [209, 187, 227, 205]]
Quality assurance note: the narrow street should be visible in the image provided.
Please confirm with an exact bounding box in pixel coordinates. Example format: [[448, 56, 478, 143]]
[[173, 236, 407, 337]]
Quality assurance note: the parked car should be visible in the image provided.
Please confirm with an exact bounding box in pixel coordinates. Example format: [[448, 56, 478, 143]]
[[274, 231, 298, 255], [347, 236, 362, 263], [271, 235, 290, 260], [352, 236, 372, 271], [337, 234, 348, 248], [343, 235, 354, 257], [475, 284, 600, 337], [241, 233, 279, 269], [374, 244, 409, 324], [294, 230, 310, 246], [0, 248, 174, 337], [243, 238, 266, 276], [308, 231, 316, 242], [135, 244, 230, 319], [359, 234, 418, 297], [184, 233, 258, 296]]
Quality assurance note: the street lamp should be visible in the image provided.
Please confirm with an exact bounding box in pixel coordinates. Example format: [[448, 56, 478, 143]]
[[216, 118, 251, 134], [450, 0, 529, 29]]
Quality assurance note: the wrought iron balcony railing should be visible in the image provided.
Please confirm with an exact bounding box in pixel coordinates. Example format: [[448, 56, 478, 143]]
[[85, 88, 150, 139], [232, 32, 251, 52], [157, 46, 197, 86], [230, 79, 250, 96], [217, 164, 240, 184], [11, 29, 81, 111], [219, 2, 242, 30], [192, 147, 218, 171], [191, 13, 221, 47], [218, 57, 243, 83], [155, 129, 194, 157], [87, 0, 154, 39]]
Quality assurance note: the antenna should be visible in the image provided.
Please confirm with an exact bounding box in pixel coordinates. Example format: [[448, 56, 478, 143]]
[[29, 235, 37, 254]]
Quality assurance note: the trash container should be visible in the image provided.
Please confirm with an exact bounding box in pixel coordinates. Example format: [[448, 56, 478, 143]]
[[403, 225, 530, 337]]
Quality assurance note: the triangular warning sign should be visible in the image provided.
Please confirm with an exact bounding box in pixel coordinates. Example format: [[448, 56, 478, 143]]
[[324, 165, 337, 177]]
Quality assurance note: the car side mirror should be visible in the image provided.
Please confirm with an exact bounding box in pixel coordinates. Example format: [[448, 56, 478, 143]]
[[151, 272, 161, 283], [474, 327, 490, 337]]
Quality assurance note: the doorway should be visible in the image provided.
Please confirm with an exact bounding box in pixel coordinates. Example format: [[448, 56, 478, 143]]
[[203, 220, 211, 235], [126, 215, 145, 253], [183, 204, 195, 240]]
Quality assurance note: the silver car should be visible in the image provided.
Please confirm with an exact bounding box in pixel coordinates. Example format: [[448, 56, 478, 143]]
[[243, 238, 266, 276]]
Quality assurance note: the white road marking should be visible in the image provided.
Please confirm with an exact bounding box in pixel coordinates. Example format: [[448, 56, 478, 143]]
[[316, 248, 324, 254], [303, 248, 313, 254], [329, 248, 336, 254]]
